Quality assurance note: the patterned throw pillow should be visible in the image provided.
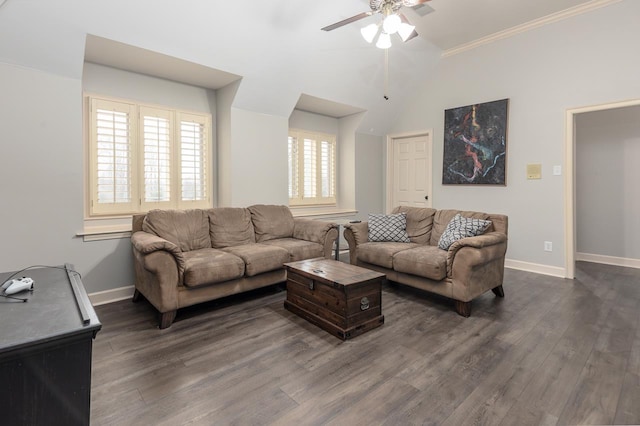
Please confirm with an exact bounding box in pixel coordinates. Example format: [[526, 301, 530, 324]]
[[438, 214, 492, 250], [368, 213, 411, 243]]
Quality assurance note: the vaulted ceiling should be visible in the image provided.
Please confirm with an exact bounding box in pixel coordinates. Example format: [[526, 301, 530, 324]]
[[0, 0, 615, 133]]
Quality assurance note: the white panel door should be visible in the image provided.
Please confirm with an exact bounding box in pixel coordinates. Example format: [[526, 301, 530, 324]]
[[392, 134, 432, 208]]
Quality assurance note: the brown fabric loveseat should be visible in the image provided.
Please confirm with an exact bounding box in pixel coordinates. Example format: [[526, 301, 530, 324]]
[[131, 204, 338, 328], [343, 206, 508, 317]]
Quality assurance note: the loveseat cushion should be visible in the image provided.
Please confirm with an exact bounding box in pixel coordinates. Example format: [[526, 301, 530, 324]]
[[143, 209, 211, 252], [358, 241, 419, 269], [260, 238, 324, 262], [182, 248, 245, 287], [248, 205, 294, 242], [430, 209, 491, 247], [208, 208, 256, 248], [222, 244, 290, 277], [393, 245, 448, 280], [392, 206, 437, 244]]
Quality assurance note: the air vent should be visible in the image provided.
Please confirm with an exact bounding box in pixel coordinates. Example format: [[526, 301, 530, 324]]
[[412, 4, 435, 17]]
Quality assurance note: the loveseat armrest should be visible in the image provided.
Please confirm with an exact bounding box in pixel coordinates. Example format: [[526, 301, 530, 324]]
[[131, 231, 186, 278], [293, 218, 339, 258], [446, 232, 508, 277], [343, 221, 369, 265]]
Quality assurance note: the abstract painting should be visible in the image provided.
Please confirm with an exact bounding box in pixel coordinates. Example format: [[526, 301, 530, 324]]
[[442, 99, 508, 185]]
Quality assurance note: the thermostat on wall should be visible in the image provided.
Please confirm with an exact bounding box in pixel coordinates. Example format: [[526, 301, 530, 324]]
[[527, 163, 542, 179]]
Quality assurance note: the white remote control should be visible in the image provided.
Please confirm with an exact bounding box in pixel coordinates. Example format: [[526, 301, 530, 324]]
[[3, 277, 34, 295]]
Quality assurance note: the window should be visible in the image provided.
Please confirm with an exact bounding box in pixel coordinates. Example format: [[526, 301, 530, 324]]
[[288, 129, 336, 206], [87, 96, 212, 216]]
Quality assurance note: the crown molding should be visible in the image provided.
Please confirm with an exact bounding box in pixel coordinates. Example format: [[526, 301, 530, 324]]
[[442, 0, 622, 58]]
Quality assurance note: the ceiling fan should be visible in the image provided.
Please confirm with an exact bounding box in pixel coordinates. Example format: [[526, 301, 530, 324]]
[[321, 0, 431, 47]]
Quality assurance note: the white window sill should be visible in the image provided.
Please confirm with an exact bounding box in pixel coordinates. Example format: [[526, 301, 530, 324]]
[[290, 207, 357, 219], [78, 216, 133, 242]]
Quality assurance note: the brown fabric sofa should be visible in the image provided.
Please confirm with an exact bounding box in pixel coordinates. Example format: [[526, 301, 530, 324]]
[[131, 204, 338, 328], [343, 206, 508, 317]]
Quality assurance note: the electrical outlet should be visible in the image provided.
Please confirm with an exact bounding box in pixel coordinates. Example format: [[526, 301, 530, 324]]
[[544, 241, 553, 252]]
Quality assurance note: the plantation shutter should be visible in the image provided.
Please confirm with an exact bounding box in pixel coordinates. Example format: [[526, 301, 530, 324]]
[[140, 107, 173, 210], [320, 139, 336, 198], [288, 136, 299, 199], [303, 137, 318, 199], [178, 112, 210, 208], [288, 129, 337, 206], [90, 98, 137, 215]]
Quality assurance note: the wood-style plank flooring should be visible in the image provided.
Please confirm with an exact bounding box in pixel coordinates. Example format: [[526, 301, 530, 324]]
[[91, 261, 640, 425]]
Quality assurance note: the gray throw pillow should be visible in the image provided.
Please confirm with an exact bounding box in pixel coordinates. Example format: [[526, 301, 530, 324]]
[[438, 213, 492, 250], [368, 213, 411, 243]]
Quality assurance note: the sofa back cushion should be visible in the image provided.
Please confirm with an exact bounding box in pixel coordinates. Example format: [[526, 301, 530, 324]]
[[248, 204, 294, 242], [429, 209, 490, 246], [208, 208, 256, 248], [392, 206, 437, 244], [142, 209, 211, 252]]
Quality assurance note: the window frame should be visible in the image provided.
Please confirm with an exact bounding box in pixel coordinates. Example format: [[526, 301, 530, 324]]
[[86, 94, 213, 217], [288, 128, 337, 207]]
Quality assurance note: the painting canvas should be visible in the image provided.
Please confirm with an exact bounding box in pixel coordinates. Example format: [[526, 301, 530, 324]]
[[442, 99, 508, 185]]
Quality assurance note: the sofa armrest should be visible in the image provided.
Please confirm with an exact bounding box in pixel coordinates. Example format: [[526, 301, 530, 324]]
[[131, 231, 186, 278], [343, 221, 369, 265], [446, 232, 508, 276], [293, 218, 339, 258]]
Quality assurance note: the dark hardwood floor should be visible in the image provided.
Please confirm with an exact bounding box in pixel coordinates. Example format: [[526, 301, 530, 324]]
[[91, 261, 640, 425]]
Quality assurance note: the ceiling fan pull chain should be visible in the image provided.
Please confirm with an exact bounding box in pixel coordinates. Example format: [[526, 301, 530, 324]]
[[384, 49, 389, 100]]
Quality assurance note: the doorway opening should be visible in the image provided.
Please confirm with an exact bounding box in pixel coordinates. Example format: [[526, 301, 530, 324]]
[[564, 99, 640, 278]]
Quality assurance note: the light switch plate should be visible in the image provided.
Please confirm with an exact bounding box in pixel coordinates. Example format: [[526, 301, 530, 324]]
[[553, 165, 562, 176], [527, 163, 542, 179]]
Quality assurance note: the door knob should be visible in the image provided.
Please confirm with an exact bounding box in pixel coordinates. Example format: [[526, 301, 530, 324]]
[[424, 195, 429, 200]]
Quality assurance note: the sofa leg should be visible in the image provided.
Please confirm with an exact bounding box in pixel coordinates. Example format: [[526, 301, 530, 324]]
[[159, 310, 177, 329], [454, 300, 472, 317], [132, 289, 143, 303], [492, 285, 505, 298]]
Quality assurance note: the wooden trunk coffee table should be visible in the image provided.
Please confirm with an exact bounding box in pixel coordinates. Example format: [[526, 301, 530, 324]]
[[284, 258, 386, 340]]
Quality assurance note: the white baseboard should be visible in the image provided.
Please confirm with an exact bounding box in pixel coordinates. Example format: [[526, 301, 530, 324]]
[[89, 285, 135, 306], [576, 252, 640, 269], [505, 259, 566, 278]]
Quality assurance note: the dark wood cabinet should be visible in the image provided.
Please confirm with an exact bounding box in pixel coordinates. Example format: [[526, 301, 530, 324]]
[[0, 264, 101, 425]]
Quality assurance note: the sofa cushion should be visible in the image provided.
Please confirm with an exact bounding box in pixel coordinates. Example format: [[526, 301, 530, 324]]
[[260, 238, 324, 262], [358, 241, 419, 269], [208, 208, 256, 248], [143, 209, 211, 252], [182, 248, 245, 287], [430, 209, 491, 246], [392, 206, 437, 244], [222, 244, 290, 277], [438, 214, 492, 250], [393, 245, 448, 280], [368, 213, 411, 243], [248, 205, 294, 242]]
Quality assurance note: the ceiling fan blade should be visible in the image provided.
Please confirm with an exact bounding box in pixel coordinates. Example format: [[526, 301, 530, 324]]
[[321, 11, 372, 31]]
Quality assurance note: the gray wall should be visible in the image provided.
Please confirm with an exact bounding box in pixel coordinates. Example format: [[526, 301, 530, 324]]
[[575, 106, 640, 259], [391, 1, 640, 271], [83, 63, 216, 113], [1, 1, 639, 296]]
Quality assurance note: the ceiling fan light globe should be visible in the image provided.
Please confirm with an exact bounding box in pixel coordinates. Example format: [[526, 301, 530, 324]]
[[376, 32, 392, 49], [361, 23, 379, 43], [398, 22, 416, 41], [382, 14, 401, 34]]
